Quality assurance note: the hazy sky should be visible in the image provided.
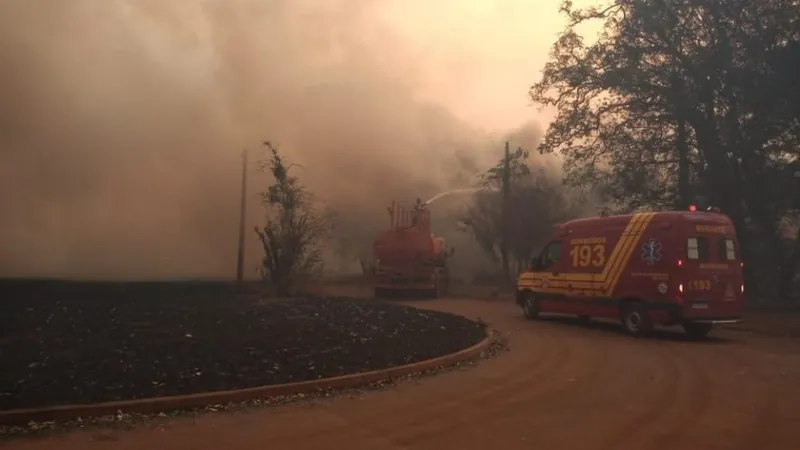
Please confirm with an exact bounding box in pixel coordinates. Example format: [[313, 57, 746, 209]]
[[0, 0, 601, 280]]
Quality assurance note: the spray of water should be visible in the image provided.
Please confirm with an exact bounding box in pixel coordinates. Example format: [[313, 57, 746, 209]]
[[423, 187, 487, 205]]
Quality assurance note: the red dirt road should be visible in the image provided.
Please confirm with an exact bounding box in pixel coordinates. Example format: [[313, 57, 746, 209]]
[[8, 299, 800, 450]]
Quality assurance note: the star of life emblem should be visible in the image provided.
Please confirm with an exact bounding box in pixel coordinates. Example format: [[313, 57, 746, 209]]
[[640, 238, 663, 266]]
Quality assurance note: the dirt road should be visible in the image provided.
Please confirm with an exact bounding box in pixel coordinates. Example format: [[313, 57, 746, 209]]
[[9, 299, 800, 450]]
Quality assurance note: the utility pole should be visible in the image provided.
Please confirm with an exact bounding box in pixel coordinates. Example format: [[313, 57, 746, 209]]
[[500, 141, 511, 287], [236, 149, 248, 285]]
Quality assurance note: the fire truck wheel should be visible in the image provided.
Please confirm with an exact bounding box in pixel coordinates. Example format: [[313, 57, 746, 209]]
[[522, 293, 540, 320], [621, 302, 653, 337], [682, 322, 713, 339], [424, 276, 442, 299]]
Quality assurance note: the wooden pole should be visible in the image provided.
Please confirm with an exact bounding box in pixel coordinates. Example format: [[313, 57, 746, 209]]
[[501, 141, 511, 287], [236, 149, 248, 284]]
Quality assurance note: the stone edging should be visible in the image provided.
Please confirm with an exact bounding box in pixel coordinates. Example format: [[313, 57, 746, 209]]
[[0, 330, 493, 425]]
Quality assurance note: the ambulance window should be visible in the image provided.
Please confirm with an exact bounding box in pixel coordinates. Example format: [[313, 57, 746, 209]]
[[717, 238, 737, 261], [539, 241, 562, 269], [687, 237, 710, 260]]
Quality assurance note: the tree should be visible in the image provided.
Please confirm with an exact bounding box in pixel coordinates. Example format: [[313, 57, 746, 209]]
[[255, 141, 334, 296], [491, 142, 528, 285], [463, 144, 581, 284], [530, 0, 800, 298]]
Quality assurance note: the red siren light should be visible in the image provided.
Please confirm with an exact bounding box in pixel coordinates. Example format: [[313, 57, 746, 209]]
[[688, 204, 697, 212]]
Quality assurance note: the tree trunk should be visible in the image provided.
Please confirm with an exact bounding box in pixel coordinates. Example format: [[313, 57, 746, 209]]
[[778, 231, 800, 301], [671, 73, 692, 210], [676, 116, 691, 209]]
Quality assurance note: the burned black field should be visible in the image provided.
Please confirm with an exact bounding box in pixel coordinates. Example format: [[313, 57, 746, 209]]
[[0, 280, 485, 411]]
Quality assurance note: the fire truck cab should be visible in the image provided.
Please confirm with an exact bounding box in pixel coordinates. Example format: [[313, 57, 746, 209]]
[[516, 208, 744, 338]]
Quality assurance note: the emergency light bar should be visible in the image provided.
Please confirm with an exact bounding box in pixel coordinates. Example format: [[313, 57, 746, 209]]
[[687, 204, 721, 213]]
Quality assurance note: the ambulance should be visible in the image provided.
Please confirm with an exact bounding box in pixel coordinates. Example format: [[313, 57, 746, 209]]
[[516, 207, 744, 338]]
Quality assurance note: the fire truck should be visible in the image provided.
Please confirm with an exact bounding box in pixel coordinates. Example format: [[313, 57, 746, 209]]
[[373, 199, 453, 298]]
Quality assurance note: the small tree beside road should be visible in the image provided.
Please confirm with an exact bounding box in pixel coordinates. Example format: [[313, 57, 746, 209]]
[[255, 141, 334, 296]]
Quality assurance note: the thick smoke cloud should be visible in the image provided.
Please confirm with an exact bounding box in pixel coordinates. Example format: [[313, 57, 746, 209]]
[[0, 0, 563, 280]]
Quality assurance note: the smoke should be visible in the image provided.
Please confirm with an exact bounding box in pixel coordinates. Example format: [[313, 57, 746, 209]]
[[0, 0, 568, 280]]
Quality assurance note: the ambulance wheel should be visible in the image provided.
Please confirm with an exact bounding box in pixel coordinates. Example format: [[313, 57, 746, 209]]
[[621, 302, 653, 337], [682, 322, 713, 339], [522, 293, 540, 320]]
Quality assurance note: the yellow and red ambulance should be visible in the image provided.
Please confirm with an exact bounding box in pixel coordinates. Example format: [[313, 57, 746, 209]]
[[516, 208, 744, 338]]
